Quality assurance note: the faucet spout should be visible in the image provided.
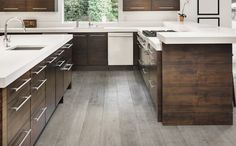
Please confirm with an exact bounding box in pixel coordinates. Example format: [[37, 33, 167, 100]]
[[4, 17, 26, 47]]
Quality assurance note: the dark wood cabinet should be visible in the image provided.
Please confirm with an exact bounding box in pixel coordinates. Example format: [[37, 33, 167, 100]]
[[0, 0, 56, 11], [1, 40, 72, 146], [88, 33, 108, 66], [123, 0, 180, 11], [45, 55, 57, 123], [72, 33, 108, 69], [26, 0, 55, 11], [55, 49, 66, 105], [152, 0, 180, 11], [62, 43, 73, 91], [123, 0, 151, 11], [73, 34, 88, 66], [0, 0, 26, 11]]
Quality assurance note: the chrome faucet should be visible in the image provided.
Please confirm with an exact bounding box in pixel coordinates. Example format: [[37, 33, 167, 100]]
[[88, 16, 93, 27], [4, 17, 26, 47]]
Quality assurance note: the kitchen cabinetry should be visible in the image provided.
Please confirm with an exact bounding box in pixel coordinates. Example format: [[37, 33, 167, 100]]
[[0, 0, 56, 11], [88, 33, 108, 66], [1, 40, 72, 146], [73, 34, 88, 66], [73, 33, 108, 69], [151, 0, 180, 11], [123, 0, 151, 11], [27, 0, 55, 11], [0, 0, 26, 11], [123, 0, 180, 11], [31, 61, 47, 146], [137, 34, 162, 122], [55, 49, 66, 105], [45, 54, 57, 123]]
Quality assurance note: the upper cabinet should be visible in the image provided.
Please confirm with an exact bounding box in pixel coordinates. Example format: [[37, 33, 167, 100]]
[[123, 0, 152, 11], [27, 0, 55, 11], [123, 0, 180, 11], [0, 0, 26, 11], [0, 0, 57, 11], [151, 0, 180, 11]]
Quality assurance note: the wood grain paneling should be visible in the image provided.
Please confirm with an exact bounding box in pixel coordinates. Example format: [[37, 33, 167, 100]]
[[152, 0, 180, 11], [123, 0, 152, 11], [88, 33, 108, 66], [162, 44, 233, 125]]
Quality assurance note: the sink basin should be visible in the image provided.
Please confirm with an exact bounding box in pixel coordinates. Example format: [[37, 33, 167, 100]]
[[8, 45, 45, 51]]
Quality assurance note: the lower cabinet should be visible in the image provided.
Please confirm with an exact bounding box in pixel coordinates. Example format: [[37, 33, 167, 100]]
[[73, 33, 108, 69], [45, 55, 56, 123], [3, 40, 73, 146], [138, 35, 162, 122]]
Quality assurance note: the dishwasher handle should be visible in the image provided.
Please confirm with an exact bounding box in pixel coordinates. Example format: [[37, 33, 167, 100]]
[[108, 33, 133, 37]]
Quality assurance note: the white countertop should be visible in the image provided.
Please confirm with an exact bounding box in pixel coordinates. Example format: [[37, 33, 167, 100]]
[[0, 34, 73, 88]]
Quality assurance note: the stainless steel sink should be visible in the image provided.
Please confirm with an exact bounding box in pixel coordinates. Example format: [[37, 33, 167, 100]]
[[8, 46, 45, 51]]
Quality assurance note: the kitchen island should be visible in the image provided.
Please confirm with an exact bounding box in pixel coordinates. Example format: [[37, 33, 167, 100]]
[[137, 22, 236, 125], [0, 34, 73, 146]]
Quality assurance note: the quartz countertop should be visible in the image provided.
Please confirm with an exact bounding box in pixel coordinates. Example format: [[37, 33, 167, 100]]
[[0, 34, 73, 88]]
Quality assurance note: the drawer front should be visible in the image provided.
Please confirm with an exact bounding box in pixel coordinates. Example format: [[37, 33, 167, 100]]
[[7, 72, 31, 103], [8, 93, 31, 143], [62, 42, 73, 60], [31, 62, 46, 85], [8, 121, 31, 146], [31, 101, 47, 146], [31, 80, 46, 115], [63, 59, 73, 92]]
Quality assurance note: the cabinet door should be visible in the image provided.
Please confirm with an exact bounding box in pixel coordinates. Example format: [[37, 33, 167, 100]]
[[73, 34, 88, 66], [45, 56, 56, 123], [55, 53, 65, 105], [27, 0, 55, 11], [123, 0, 151, 11], [88, 33, 108, 66], [152, 0, 180, 11], [0, 0, 26, 11]]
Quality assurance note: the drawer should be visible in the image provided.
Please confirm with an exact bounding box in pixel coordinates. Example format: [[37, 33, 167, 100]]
[[8, 92, 31, 143], [31, 62, 46, 85], [31, 79, 46, 115], [62, 43, 73, 60], [55, 49, 65, 58], [62, 59, 73, 92], [7, 72, 31, 104], [31, 100, 47, 146], [8, 121, 31, 146]]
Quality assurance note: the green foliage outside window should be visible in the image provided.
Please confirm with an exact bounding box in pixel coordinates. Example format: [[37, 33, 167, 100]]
[[64, 0, 118, 22]]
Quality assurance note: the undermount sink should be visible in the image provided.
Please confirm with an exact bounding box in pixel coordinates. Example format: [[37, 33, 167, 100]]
[[8, 45, 45, 51]]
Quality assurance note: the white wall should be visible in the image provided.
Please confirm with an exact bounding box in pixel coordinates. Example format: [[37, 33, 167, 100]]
[[0, 0, 232, 28]]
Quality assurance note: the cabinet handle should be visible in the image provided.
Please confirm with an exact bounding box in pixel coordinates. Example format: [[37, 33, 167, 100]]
[[46, 57, 57, 64], [149, 80, 155, 88], [11, 95, 31, 111], [19, 129, 32, 146], [11, 78, 31, 92], [61, 64, 73, 71], [32, 8, 47, 10], [56, 50, 64, 56], [32, 79, 47, 90], [142, 68, 148, 74], [62, 44, 73, 49], [89, 34, 106, 37], [34, 107, 47, 122], [3, 8, 19, 10], [56, 60, 65, 67], [32, 65, 47, 75], [159, 6, 175, 9], [129, 7, 145, 10]]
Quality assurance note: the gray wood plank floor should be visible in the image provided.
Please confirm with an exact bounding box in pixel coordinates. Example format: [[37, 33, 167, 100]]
[[36, 71, 236, 146]]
